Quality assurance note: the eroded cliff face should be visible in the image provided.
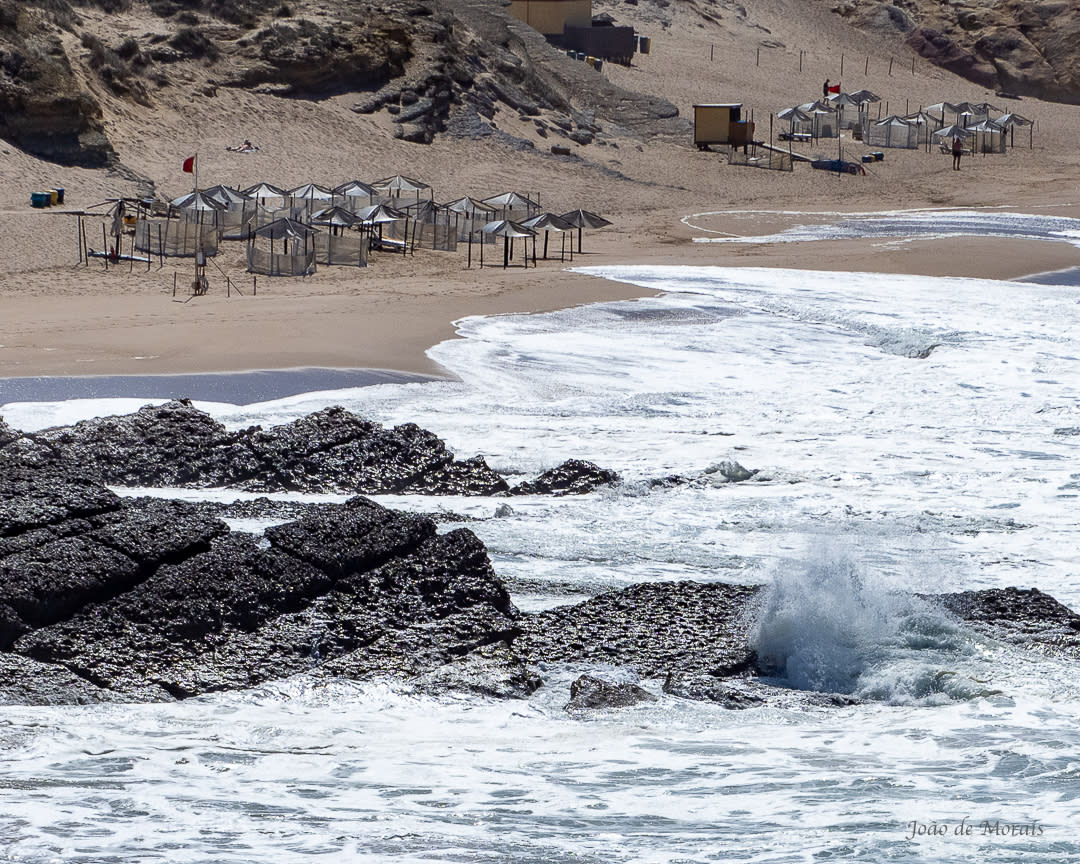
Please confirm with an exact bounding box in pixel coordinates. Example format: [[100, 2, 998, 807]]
[[0, 1, 114, 166], [0, 0, 681, 164], [834, 0, 1080, 102]]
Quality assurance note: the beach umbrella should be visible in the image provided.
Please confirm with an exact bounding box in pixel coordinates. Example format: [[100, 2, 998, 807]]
[[481, 191, 540, 220], [521, 212, 573, 261], [559, 208, 612, 253], [995, 113, 1034, 148], [445, 196, 497, 215], [849, 89, 881, 106], [478, 219, 536, 269]]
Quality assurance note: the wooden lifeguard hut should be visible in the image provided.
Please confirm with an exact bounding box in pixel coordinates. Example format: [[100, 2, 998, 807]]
[[693, 103, 754, 150]]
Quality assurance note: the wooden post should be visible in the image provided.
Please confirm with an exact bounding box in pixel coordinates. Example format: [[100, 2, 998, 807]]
[[799, 49, 802, 73], [503, 235, 509, 269], [467, 229, 472, 268], [911, 56, 916, 76], [840, 53, 844, 76], [711, 44, 714, 62], [889, 57, 893, 76], [864, 55, 869, 75], [173, 271, 177, 296], [102, 223, 108, 270], [756, 46, 760, 66]]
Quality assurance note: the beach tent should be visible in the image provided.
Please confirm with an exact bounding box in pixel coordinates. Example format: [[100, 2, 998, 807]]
[[445, 196, 498, 242], [476, 219, 536, 269], [482, 191, 540, 222], [798, 101, 839, 138], [777, 106, 813, 140], [925, 102, 961, 126], [310, 206, 358, 230], [559, 208, 612, 253], [967, 119, 1006, 154], [287, 184, 334, 216], [370, 175, 432, 207], [203, 185, 250, 207], [826, 92, 861, 128], [995, 113, 1034, 148], [849, 89, 881, 106], [247, 217, 319, 276], [355, 202, 410, 253], [521, 212, 574, 261], [243, 182, 287, 208], [868, 115, 919, 149], [310, 207, 368, 266], [333, 180, 378, 212]]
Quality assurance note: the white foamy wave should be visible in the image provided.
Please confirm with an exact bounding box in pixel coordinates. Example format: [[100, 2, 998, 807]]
[[750, 545, 994, 705]]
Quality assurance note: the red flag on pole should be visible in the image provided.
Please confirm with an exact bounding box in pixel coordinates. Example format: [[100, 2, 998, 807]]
[[182, 155, 196, 173], [827, 84, 841, 94]]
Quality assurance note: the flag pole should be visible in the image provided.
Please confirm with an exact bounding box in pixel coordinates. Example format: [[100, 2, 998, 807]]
[[194, 153, 199, 194]]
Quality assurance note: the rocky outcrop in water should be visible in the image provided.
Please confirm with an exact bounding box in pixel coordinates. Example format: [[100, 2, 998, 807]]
[[0, 465, 519, 705], [508, 459, 620, 496], [1, 400, 509, 496]]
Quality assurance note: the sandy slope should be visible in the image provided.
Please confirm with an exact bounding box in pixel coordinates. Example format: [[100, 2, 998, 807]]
[[0, 0, 1078, 380]]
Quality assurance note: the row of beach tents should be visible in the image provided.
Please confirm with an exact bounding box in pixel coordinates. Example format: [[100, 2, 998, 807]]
[[776, 92, 1033, 153], [134, 175, 611, 275]]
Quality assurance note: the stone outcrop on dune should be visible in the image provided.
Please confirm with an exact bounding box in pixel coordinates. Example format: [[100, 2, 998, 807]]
[[833, 0, 1080, 102], [0, 1, 114, 166], [0, 0, 682, 164]]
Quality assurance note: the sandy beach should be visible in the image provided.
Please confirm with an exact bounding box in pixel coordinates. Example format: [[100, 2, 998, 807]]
[[2, 0, 1079, 385]]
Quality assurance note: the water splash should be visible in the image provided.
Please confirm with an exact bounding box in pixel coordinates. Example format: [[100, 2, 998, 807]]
[[749, 549, 996, 705]]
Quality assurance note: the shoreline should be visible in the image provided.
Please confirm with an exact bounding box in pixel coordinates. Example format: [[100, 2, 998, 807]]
[[2, 208, 1079, 389]]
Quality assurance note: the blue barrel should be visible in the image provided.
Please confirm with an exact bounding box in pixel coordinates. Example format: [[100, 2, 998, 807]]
[[593, 58, 603, 72], [639, 36, 651, 54], [576, 52, 585, 61], [30, 192, 50, 208], [873, 151, 884, 161], [54, 187, 65, 203]]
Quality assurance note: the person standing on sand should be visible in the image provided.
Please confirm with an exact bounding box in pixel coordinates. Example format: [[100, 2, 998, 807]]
[[823, 79, 830, 99], [952, 135, 963, 170]]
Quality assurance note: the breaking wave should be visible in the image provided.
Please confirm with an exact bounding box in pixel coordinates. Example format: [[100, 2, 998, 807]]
[[749, 548, 999, 705]]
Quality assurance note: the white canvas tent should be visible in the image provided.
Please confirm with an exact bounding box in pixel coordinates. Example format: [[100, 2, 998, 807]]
[[246, 217, 319, 276]]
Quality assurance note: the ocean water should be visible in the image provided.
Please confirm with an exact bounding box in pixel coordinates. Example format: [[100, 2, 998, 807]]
[[4, 239, 1080, 859]]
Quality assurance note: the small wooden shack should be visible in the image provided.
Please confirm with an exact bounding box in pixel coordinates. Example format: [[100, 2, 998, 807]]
[[508, 0, 592, 36], [693, 103, 753, 149]]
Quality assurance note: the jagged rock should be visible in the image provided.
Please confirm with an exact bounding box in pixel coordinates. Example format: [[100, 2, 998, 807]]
[[565, 674, 657, 711], [513, 581, 761, 678], [2, 464, 520, 703], [567, 128, 594, 145], [906, 27, 997, 88], [3, 401, 509, 496], [703, 460, 757, 483], [509, 459, 619, 496], [395, 121, 432, 143], [936, 587, 1080, 658], [662, 671, 767, 708], [397, 96, 434, 123]]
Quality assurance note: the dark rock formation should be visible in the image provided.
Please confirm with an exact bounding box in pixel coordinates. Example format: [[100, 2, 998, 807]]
[[1, 464, 520, 704], [565, 674, 657, 711], [3, 400, 510, 496], [513, 581, 762, 678], [508, 459, 620, 496], [935, 586, 1080, 659], [906, 27, 997, 89]]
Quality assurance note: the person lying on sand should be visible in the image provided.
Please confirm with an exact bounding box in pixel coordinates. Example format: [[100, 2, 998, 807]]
[[225, 139, 260, 153]]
